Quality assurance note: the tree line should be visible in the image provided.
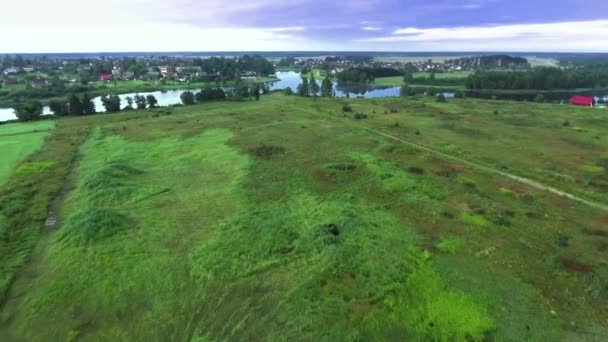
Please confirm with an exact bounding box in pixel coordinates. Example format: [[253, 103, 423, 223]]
[[295, 74, 334, 97], [465, 66, 608, 90]]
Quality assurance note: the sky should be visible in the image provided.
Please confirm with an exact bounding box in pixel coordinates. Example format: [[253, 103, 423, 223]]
[[2, 0, 608, 53]]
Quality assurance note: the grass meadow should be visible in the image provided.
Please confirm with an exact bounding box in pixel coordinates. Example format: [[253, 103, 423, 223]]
[[0, 121, 54, 185], [0, 95, 607, 340]]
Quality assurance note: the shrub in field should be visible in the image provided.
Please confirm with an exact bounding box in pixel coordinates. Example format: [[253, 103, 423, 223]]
[[342, 104, 353, 112], [57, 207, 131, 245], [354, 113, 368, 120]]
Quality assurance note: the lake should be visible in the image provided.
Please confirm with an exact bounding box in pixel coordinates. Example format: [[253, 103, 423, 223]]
[[1, 71, 606, 122]]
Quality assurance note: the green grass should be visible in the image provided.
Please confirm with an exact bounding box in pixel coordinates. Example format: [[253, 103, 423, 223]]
[[0, 121, 54, 185], [0, 95, 607, 340]]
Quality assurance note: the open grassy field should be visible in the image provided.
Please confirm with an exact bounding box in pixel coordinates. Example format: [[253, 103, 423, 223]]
[[0, 121, 54, 185], [0, 95, 607, 340]]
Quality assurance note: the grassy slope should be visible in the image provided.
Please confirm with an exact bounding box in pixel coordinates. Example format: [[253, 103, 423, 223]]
[[0, 96, 607, 340], [0, 121, 55, 185]]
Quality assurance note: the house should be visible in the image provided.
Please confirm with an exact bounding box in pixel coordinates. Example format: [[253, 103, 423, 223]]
[[100, 73, 112, 81], [570, 95, 595, 107], [159, 66, 176, 78], [112, 67, 122, 79], [123, 71, 135, 80], [30, 77, 47, 87], [3, 67, 19, 75], [4, 77, 18, 85], [23, 66, 35, 73]]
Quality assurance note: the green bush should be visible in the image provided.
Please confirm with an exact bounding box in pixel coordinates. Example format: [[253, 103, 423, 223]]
[[342, 104, 353, 112]]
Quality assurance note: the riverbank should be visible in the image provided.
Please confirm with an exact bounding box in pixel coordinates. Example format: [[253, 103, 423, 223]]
[[0, 76, 278, 108]]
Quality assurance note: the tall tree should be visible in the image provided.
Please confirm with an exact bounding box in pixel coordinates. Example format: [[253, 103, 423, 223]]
[[309, 74, 320, 96], [253, 85, 261, 101], [180, 91, 196, 105], [125, 96, 134, 110], [101, 95, 121, 112], [49, 100, 69, 116], [14, 101, 43, 121], [134, 94, 147, 109], [146, 95, 158, 108], [321, 76, 333, 97], [297, 76, 309, 97], [68, 94, 83, 116], [81, 93, 96, 115]]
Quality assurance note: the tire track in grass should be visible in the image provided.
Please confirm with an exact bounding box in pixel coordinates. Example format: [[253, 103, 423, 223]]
[[315, 112, 608, 212]]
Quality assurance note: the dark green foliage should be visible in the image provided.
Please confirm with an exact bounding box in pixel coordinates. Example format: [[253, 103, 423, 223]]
[[180, 91, 196, 105], [253, 85, 261, 101], [466, 66, 608, 90], [283, 87, 294, 96], [195, 88, 226, 102], [309, 74, 320, 96], [320, 76, 333, 97], [342, 104, 353, 112], [354, 113, 368, 120], [81, 93, 96, 114], [454, 89, 465, 98], [534, 93, 545, 103], [68, 94, 83, 115], [437, 93, 447, 103], [101, 95, 121, 112], [57, 208, 131, 245], [336, 67, 375, 83], [297, 76, 309, 96], [134, 94, 147, 109], [146, 94, 158, 108], [49, 100, 69, 116], [125, 96, 134, 110], [14, 101, 43, 121], [400, 85, 410, 97]]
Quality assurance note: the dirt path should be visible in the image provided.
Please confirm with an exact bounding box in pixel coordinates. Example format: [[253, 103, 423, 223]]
[[320, 113, 608, 212]]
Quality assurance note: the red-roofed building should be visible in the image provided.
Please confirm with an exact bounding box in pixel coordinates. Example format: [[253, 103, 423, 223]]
[[570, 95, 595, 107], [100, 73, 112, 82]]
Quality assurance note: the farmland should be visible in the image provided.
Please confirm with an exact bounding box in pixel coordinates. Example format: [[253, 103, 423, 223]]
[[0, 95, 607, 340]]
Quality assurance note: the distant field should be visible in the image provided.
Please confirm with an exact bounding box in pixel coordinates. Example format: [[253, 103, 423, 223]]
[[0, 121, 54, 185], [1, 96, 607, 340]]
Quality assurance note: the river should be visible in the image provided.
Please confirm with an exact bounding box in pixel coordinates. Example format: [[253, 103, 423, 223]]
[[1, 71, 606, 122]]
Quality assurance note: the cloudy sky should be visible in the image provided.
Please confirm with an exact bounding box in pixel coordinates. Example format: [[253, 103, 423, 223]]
[[2, 0, 608, 52]]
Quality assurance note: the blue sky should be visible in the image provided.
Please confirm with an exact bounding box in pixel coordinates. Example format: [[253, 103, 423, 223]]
[[2, 0, 608, 52]]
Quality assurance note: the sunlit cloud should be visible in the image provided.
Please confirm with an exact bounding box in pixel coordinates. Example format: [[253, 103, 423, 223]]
[[0, 0, 607, 52], [354, 20, 608, 51]]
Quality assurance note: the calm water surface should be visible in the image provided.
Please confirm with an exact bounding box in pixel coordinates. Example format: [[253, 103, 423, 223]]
[[1, 72, 606, 122]]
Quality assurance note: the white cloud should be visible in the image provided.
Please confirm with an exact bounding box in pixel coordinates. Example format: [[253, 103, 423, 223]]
[[362, 26, 383, 31], [356, 20, 608, 51]]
